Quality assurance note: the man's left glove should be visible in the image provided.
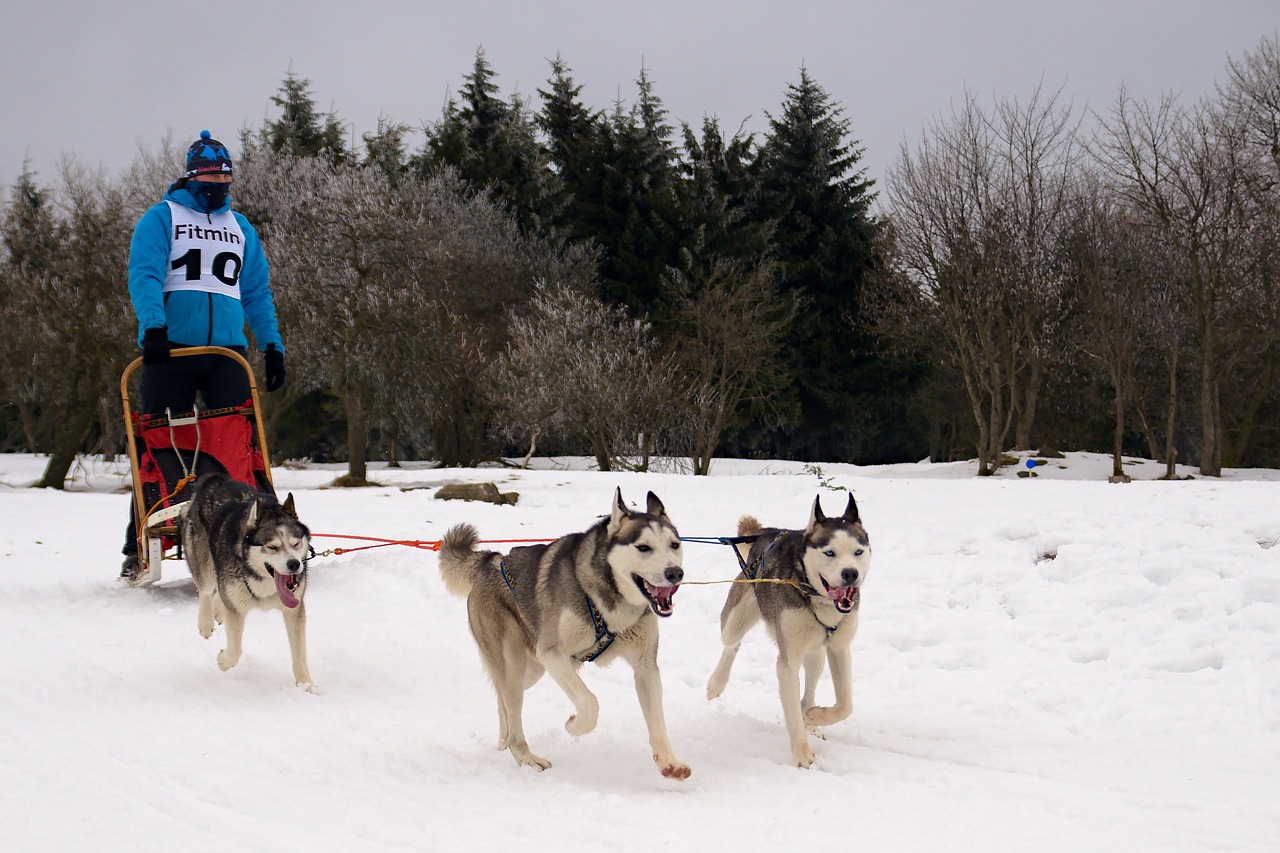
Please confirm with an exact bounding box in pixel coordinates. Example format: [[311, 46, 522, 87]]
[[264, 344, 286, 392], [142, 327, 171, 365]]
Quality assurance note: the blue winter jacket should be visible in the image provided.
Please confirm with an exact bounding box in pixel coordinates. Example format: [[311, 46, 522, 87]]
[[128, 181, 284, 353]]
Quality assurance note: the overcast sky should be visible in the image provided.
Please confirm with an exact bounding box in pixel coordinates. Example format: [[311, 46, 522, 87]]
[[2, 1, 1275, 198]]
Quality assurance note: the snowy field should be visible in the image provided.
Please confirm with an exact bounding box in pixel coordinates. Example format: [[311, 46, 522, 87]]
[[1, 451, 1278, 852]]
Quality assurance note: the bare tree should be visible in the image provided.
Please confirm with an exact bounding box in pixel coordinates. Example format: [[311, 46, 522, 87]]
[[488, 279, 678, 471], [1218, 33, 1280, 465], [1061, 170, 1189, 477], [1094, 89, 1263, 475], [886, 86, 1079, 474], [662, 257, 795, 475]]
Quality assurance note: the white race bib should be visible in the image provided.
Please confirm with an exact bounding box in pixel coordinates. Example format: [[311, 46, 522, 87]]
[[163, 200, 245, 300]]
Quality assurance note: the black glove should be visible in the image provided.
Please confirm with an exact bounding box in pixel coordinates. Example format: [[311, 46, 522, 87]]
[[142, 327, 171, 365], [264, 345, 286, 392]]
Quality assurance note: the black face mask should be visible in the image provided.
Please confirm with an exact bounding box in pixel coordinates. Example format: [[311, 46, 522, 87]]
[[190, 180, 230, 212]]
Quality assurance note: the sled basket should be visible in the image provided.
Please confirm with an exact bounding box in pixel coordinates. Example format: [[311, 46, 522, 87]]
[[120, 346, 274, 584]]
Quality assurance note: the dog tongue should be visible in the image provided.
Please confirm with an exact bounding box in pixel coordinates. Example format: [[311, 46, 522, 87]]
[[274, 573, 300, 609], [828, 586, 858, 606], [649, 584, 678, 613]]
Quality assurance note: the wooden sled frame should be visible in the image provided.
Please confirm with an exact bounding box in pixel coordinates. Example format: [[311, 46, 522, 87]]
[[120, 346, 274, 584]]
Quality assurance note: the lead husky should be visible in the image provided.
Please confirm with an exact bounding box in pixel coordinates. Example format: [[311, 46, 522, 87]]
[[181, 472, 314, 691], [706, 493, 870, 767], [438, 488, 691, 780]]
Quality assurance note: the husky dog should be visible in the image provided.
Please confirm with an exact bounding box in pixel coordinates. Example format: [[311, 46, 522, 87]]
[[438, 488, 691, 780], [706, 493, 870, 767], [181, 472, 314, 691]]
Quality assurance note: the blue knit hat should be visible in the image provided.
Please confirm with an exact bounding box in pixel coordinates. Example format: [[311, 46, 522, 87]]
[[185, 130, 233, 177]]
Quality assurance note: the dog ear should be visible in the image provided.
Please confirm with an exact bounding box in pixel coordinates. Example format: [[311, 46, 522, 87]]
[[842, 492, 859, 523], [805, 494, 825, 535], [645, 491, 666, 518], [608, 486, 628, 534], [247, 498, 260, 528], [282, 492, 297, 518]]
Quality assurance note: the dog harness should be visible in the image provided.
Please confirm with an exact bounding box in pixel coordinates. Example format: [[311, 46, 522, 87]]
[[576, 597, 617, 663], [726, 530, 787, 580], [496, 559, 616, 663]]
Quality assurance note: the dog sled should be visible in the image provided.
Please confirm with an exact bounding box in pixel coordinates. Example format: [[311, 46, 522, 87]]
[[120, 346, 274, 585]]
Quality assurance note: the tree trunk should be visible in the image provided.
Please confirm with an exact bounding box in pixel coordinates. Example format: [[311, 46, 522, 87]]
[[1165, 354, 1179, 479], [590, 432, 611, 472], [1014, 362, 1041, 451], [37, 416, 93, 489], [344, 384, 369, 484], [521, 430, 539, 469], [1199, 343, 1220, 477], [1111, 370, 1125, 478]]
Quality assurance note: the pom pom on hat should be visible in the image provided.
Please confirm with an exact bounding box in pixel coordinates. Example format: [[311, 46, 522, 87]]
[[186, 130, 233, 177]]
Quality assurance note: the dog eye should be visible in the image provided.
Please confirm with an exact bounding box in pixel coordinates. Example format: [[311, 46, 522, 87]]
[[855, 548, 864, 556], [670, 541, 680, 551], [823, 549, 835, 558], [636, 544, 652, 553], [264, 543, 280, 553]]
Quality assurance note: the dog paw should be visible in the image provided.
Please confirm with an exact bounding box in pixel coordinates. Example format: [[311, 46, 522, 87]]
[[216, 649, 240, 671], [804, 704, 851, 727], [297, 680, 318, 694], [516, 753, 552, 771], [198, 622, 214, 640], [658, 759, 692, 780], [565, 711, 597, 736], [794, 746, 818, 768], [706, 681, 724, 701]]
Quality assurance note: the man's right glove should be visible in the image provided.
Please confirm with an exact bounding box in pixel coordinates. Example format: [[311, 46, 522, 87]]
[[264, 344, 286, 392], [142, 327, 171, 365]]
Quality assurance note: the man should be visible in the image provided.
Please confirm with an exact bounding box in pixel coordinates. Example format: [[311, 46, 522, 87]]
[[120, 130, 287, 584]]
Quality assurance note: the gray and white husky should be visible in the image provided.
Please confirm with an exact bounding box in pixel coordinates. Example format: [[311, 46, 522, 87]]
[[706, 493, 870, 767], [181, 472, 314, 691], [438, 488, 691, 780]]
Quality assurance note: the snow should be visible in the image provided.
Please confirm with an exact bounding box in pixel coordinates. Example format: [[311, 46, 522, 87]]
[[1, 451, 1278, 852]]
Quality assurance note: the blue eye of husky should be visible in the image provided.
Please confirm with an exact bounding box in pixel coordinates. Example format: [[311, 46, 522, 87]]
[[855, 548, 864, 556], [823, 549, 835, 558]]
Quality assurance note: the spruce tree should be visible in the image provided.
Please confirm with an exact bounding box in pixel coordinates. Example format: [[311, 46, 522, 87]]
[[262, 71, 350, 164], [536, 56, 603, 245], [676, 116, 772, 275], [755, 68, 919, 463], [590, 67, 683, 315], [417, 48, 558, 233]]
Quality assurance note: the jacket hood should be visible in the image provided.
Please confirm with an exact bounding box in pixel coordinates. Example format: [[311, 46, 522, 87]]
[[164, 179, 231, 215]]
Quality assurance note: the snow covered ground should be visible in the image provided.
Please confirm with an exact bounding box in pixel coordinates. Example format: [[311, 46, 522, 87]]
[[1, 451, 1277, 852]]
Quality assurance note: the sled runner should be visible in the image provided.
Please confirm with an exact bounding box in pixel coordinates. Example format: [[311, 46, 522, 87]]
[[120, 346, 274, 585]]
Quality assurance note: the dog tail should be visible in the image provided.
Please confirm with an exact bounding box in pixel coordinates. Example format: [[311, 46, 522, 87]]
[[737, 515, 763, 537], [438, 523, 483, 598]]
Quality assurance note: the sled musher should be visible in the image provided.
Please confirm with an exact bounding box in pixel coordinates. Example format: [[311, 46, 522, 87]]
[[120, 346, 275, 586]]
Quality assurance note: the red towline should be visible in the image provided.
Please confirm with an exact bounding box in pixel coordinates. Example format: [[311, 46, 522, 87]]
[[309, 533, 556, 556]]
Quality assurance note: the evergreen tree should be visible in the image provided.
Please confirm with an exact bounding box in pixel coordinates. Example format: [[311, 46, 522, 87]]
[[417, 48, 558, 233], [676, 116, 772, 276], [362, 117, 411, 184], [262, 71, 350, 164], [590, 66, 684, 315], [756, 68, 919, 462], [536, 56, 603, 245]]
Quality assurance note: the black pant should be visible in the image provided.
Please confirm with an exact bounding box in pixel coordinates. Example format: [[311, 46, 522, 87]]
[[122, 347, 251, 555]]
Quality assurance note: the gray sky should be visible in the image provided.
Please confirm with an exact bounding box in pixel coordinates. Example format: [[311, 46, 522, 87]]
[[2, 1, 1276, 196]]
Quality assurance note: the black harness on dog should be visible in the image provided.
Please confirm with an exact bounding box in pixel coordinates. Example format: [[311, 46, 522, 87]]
[[576, 597, 617, 662], [497, 559, 617, 663], [723, 531, 787, 580]]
